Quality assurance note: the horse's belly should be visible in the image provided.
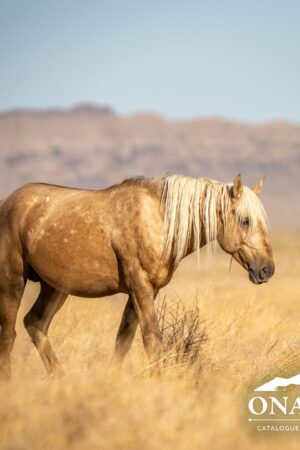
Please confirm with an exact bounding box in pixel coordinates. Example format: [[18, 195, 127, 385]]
[[26, 225, 122, 296]]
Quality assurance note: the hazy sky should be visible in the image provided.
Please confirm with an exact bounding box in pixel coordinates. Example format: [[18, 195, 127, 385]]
[[0, 0, 299, 122]]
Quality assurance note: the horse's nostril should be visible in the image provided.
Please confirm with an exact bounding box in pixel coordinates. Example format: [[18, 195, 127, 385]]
[[259, 266, 271, 280]]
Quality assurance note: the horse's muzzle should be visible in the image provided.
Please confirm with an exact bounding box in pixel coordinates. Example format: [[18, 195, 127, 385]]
[[248, 263, 275, 284]]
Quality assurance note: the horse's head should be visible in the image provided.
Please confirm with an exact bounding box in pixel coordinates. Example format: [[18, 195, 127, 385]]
[[217, 174, 275, 284]]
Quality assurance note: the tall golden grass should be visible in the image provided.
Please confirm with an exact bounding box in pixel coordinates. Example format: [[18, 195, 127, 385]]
[[1, 230, 300, 450]]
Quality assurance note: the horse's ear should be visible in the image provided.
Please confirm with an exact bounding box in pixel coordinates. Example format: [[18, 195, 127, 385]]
[[252, 176, 265, 196], [232, 174, 243, 199]]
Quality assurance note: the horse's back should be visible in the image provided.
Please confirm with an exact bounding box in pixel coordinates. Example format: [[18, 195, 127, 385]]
[[0, 182, 108, 228]]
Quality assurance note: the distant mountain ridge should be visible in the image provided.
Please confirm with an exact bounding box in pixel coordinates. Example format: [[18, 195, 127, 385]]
[[0, 104, 299, 227]]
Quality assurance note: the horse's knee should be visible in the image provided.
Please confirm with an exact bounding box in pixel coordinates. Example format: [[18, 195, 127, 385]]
[[144, 330, 162, 350], [142, 323, 162, 356]]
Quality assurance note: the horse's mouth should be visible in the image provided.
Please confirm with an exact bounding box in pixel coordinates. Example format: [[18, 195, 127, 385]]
[[248, 269, 267, 285]]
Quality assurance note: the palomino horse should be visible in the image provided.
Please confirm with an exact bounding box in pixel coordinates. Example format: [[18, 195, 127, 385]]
[[0, 174, 274, 378]]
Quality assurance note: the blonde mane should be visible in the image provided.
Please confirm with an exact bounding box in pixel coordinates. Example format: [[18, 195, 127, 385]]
[[162, 175, 269, 266]]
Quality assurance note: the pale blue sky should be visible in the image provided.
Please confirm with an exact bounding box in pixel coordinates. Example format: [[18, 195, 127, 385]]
[[0, 0, 299, 122]]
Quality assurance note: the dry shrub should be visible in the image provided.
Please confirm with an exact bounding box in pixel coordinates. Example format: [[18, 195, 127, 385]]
[[157, 295, 207, 372]]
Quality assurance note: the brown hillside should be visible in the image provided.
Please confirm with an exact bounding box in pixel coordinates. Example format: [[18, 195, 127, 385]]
[[0, 105, 299, 227]]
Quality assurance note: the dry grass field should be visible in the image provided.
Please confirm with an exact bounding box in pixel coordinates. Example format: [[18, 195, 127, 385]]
[[1, 230, 300, 450]]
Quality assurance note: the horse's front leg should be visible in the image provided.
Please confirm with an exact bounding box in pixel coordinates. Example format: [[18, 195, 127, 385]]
[[129, 279, 162, 376], [111, 286, 160, 372], [110, 296, 138, 368]]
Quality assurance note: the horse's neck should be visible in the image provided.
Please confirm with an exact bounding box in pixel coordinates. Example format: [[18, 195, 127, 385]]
[[170, 217, 212, 269], [158, 176, 222, 268]]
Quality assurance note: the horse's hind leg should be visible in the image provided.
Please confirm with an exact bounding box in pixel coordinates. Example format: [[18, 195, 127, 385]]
[[110, 296, 138, 368], [24, 282, 67, 377], [0, 245, 26, 379], [0, 286, 25, 379]]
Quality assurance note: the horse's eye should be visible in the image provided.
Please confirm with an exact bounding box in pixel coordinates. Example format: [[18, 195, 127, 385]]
[[241, 217, 250, 227]]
